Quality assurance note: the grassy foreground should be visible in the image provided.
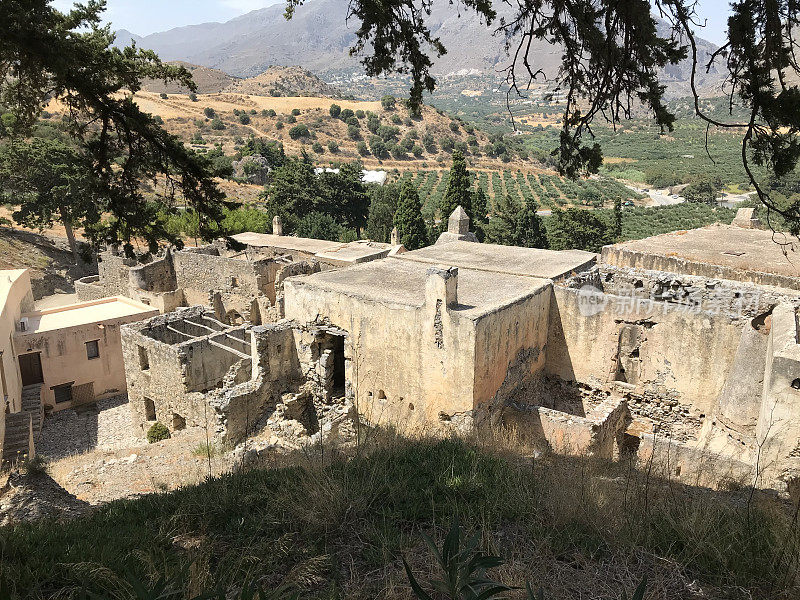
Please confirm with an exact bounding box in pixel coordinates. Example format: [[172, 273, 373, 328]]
[[0, 435, 798, 599]]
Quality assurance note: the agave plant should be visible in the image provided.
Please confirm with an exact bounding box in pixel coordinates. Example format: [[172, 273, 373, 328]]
[[404, 518, 648, 600], [403, 516, 513, 600]]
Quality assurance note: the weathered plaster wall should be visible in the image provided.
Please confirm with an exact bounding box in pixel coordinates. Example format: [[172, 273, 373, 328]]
[[756, 303, 800, 487], [284, 269, 479, 428], [473, 284, 551, 409], [502, 397, 629, 458], [602, 246, 800, 291], [0, 271, 34, 459], [570, 265, 799, 316], [15, 306, 158, 411], [546, 286, 745, 416]]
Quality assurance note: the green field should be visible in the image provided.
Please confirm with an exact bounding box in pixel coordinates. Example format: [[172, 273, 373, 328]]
[[391, 169, 643, 219]]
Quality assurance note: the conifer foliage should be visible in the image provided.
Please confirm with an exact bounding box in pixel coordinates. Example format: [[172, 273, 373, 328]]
[[394, 182, 428, 250]]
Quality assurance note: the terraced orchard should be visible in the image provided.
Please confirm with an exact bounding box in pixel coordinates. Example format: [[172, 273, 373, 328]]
[[393, 169, 643, 218]]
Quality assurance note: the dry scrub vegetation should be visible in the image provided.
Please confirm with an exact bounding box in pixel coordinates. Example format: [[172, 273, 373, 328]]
[[0, 430, 797, 599]]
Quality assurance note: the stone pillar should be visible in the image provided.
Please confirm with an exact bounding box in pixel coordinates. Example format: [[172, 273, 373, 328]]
[[273, 215, 284, 236], [425, 265, 458, 308], [448, 206, 470, 235], [391, 227, 399, 245]]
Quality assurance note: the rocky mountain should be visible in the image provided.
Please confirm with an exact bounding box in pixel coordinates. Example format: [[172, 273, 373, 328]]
[[143, 61, 238, 94], [120, 0, 726, 98], [222, 65, 341, 97]]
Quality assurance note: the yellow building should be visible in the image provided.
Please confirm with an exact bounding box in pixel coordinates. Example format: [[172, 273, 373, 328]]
[[1, 268, 157, 465]]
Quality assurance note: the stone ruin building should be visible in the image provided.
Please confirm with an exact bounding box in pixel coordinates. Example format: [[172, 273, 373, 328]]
[[89, 207, 800, 498], [76, 221, 399, 324]]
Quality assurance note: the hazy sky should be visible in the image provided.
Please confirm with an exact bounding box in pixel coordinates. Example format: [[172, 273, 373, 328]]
[[52, 0, 734, 44]]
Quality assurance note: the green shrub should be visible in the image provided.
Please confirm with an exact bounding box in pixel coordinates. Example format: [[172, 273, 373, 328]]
[[327, 140, 339, 153], [381, 95, 396, 110], [188, 92, 197, 102], [288, 123, 310, 139], [357, 141, 369, 156], [238, 114, 251, 125], [264, 108, 276, 117], [312, 141, 324, 153], [286, 114, 297, 124], [355, 109, 365, 119], [210, 118, 225, 130], [329, 103, 341, 117], [159, 92, 167, 99], [204, 107, 215, 118], [146, 422, 171, 443], [291, 108, 301, 116], [348, 123, 361, 140]]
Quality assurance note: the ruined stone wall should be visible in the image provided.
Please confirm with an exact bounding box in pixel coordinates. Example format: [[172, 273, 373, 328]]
[[637, 433, 757, 490], [74, 276, 109, 302], [122, 307, 248, 435], [97, 253, 136, 296], [546, 286, 745, 417], [209, 322, 304, 442], [601, 246, 800, 291], [502, 397, 629, 459], [122, 317, 188, 435], [283, 278, 478, 429], [128, 254, 175, 293], [569, 265, 800, 316], [173, 249, 273, 319], [472, 284, 551, 409]]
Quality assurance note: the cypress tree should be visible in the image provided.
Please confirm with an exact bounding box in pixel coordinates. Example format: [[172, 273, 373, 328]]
[[393, 182, 428, 250], [439, 149, 472, 230], [515, 200, 549, 248]]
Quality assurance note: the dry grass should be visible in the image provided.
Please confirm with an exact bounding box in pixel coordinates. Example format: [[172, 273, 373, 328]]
[[1, 429, 797, 599]]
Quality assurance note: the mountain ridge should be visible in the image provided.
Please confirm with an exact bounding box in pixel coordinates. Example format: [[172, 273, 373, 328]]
[[117, 0, 726, 98]]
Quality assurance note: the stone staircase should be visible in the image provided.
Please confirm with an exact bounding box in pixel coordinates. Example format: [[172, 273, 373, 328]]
[[1, 385, 42, 467], [21, 384, 43, 432], [2, 412, 33, 467]]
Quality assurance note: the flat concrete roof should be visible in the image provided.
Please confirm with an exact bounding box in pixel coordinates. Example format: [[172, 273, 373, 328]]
[[289, 258, 550, 318], [232, 233, 394, 264], [606, 225, 800, 280], [314, 241, 393, 265], [395, 241, 597, 280], [232, 232, 341, 254], [16, 296, 157, 334]]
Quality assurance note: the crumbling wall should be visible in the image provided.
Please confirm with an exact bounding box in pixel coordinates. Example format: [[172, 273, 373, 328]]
[[601, 245, 800, 291], [122, 315, 188, 435], [96, 252, 136, 297], [284, 268, 478, 429], [569, 265, 799, 316], [637, 433, 756, 490], [209, 322, 303, 442], [473, 283, 551, 409], [502, 397, 629, 458], [755, 303, 800, 491], [74, 276, 108, 302], [273, 260, 321, 318], [128, 253, 176, 293], [547, 286, 745, 417], [122, 307, 251, 435]]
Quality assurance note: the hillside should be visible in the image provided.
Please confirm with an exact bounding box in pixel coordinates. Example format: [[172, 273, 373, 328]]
[[142, 61, 238, 94], [112, 91, 535, 171], [222, 65, 342, 98], [1, 437, 796, 599], [119, 0, 725, 98]]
